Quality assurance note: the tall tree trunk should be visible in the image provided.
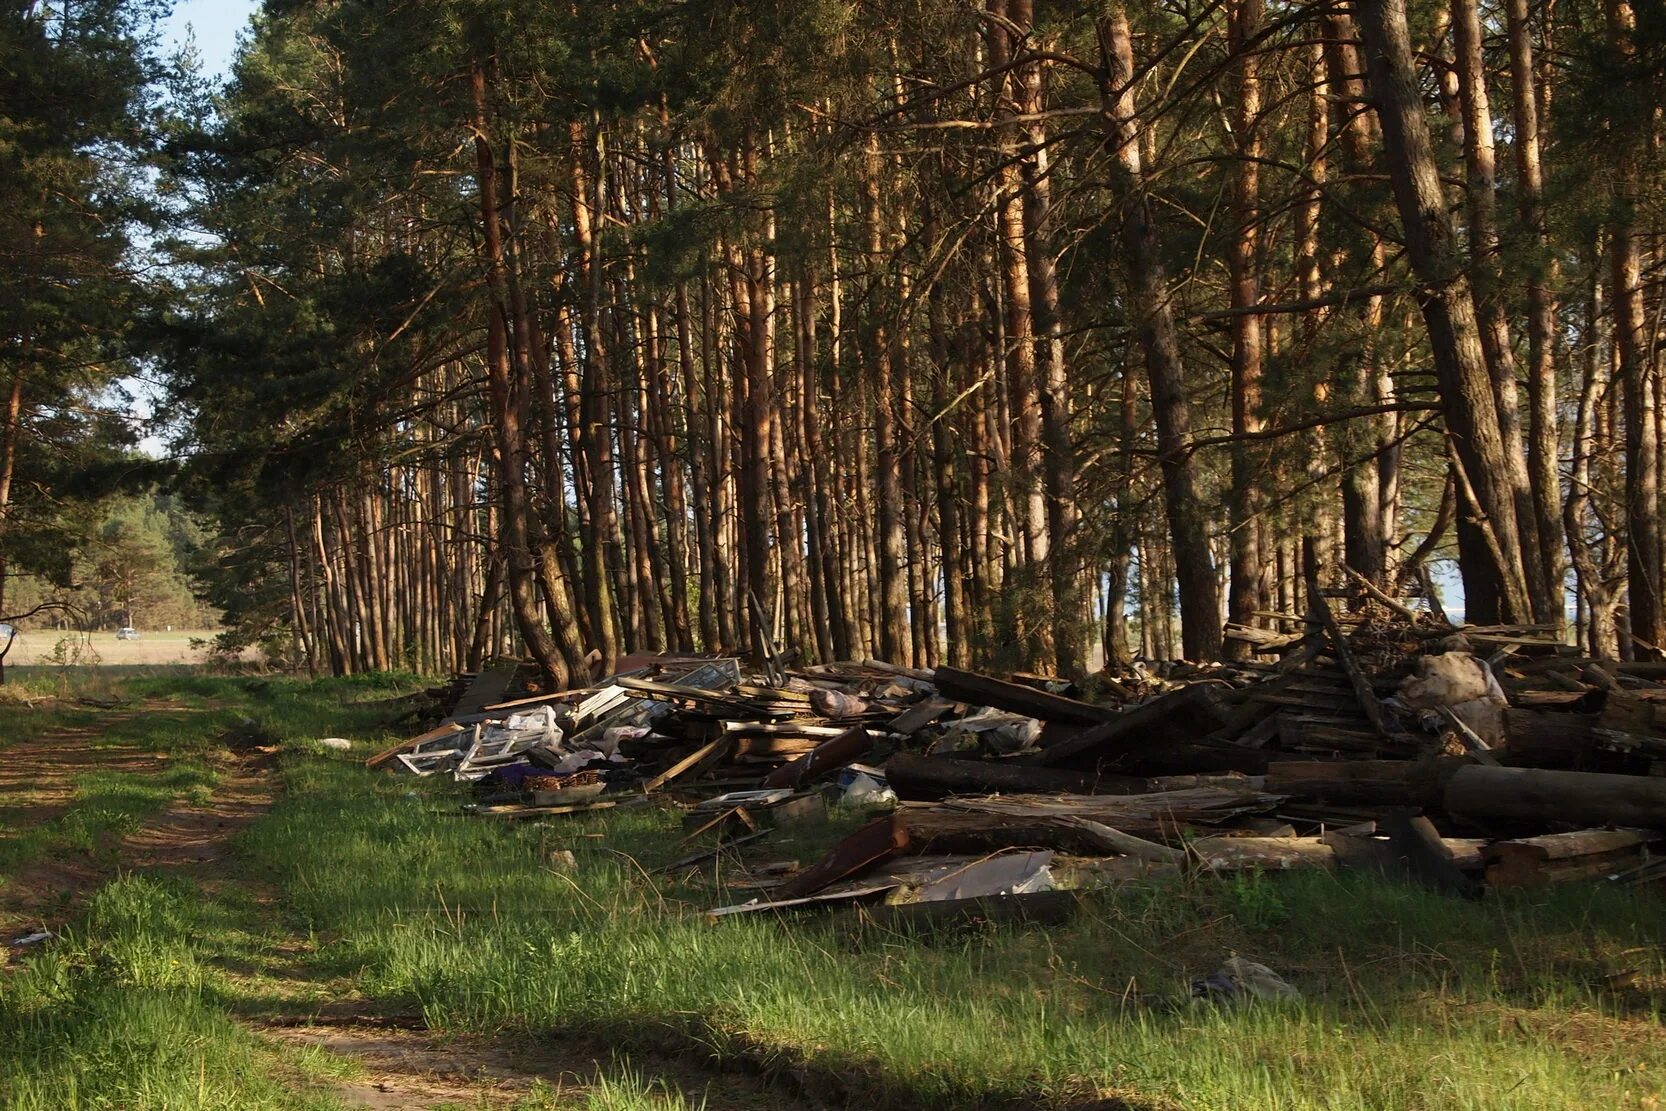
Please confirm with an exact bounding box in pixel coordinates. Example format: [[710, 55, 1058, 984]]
[[1606, 0, 1663, 657], [1506, 0, 1566, 628], [1453, 0, 1556, 623], [1357, 0, 1534, 623], [1226, 0, 1267, 657], [471, 64, 567, 687], [1098, 7, 1223, 661]]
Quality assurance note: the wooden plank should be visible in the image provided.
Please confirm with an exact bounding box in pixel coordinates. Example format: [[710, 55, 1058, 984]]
[[772, 814, 911, 901], [883, 752, 1143, 800], [446, 663, 522, 723], [931, 666, 1116, 726], [1030, 685, 1244, 773], [365, 722, 462, 769], [642, 736, 733, 793], [473, 800, 619, 819], [888, 698, 954, 735], [762, 727, 874, 789]]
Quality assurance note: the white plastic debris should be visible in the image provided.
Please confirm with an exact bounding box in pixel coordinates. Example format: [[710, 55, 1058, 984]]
[[838, 770, 897, 807], [316, 737, 352, 751], [1399, 651, 1509, 744]]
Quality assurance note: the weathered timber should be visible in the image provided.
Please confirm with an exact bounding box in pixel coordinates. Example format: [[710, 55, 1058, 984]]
[[883, 752, 1144, 799], [762, 727, 873, 789], [888, 698, 956, 734], [1382, 811, 1480, 896], [772, 814, 911, 900], [931, 666, 1116, 725], [1031, 684, 1245, 772], [641, 736, 732, 792], [1486, 829, 1661, 887], [1191, 836, 1335, 871], [1264, 758, 1459, 807], [1445, 765, 1666, 829]]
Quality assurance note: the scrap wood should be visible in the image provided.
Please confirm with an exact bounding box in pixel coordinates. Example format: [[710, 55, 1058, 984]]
[[935, 786, 1287, 828], [1381, 811, 1481, 897], [708, 881, 902, 919], [1445, 765, 1666, 829], [771, 813, 912, 901], [641, 736, 732, 793], [1438, 707, 1501, 765], [932, 665, 1116, 726], [883, 751, 1143, 800], [762, 726, 873, 789], [445, 662, 524, 723], [888, 697, 955, 734], [1485, 829, 1661, 888], [1030, 684, 1237, 770], [680, 806, 760, 843], [1190, 836, 1335, 872], [1052, 818, 1183, 864], [1307, 581, 1394, 739], [366, 722, 463, 769], [856, 659, 936, 683], [472, 799, 620, 819]]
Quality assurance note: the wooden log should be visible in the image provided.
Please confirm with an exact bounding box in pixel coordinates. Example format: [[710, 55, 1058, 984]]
[[883, 752, 1143, 800], [1445, 765, 1666, 829], [1190, 836, 1335, 871], [1265, 758, 1458, 808], [896, 786, 1283, 851], [930, 666, 1116, 726]]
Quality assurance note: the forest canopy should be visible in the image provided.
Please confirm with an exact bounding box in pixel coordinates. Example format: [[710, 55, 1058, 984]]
[[9, 0, 1666, 682]]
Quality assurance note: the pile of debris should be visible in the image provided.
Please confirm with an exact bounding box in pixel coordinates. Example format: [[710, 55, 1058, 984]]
[[366, 601, 1666, 923]]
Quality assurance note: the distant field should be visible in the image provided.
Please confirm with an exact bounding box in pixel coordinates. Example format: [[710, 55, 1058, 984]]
[[4, 630, 224, 666]]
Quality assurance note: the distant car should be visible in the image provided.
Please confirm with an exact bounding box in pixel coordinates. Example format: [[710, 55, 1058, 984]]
[[116, 627, 140, 640]]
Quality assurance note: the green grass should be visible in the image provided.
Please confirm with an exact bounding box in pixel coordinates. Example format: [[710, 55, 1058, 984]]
[[0, 876, 353, 1110], [0, 670, 424, 881], [4, 670, 1666, 1110], [238, 753, 1666, 1110]]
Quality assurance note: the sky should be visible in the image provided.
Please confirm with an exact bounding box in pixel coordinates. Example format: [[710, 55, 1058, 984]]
[[162, 0, 259, 80]]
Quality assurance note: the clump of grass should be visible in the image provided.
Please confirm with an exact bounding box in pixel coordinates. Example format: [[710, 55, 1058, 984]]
[[0, 877, 346, 1110]]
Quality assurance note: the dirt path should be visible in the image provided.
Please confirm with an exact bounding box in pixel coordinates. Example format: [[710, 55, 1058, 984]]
[[0, 702, 280, 946], [258, 1020, 796, 1110], [0, 706, 808, 1110]]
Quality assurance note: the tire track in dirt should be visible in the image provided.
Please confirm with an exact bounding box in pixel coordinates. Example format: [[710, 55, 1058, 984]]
[[0, 702, 280, 949]]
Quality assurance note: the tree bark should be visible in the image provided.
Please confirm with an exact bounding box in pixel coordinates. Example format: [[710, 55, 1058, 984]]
[[1099, 7, 1222, 661]]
